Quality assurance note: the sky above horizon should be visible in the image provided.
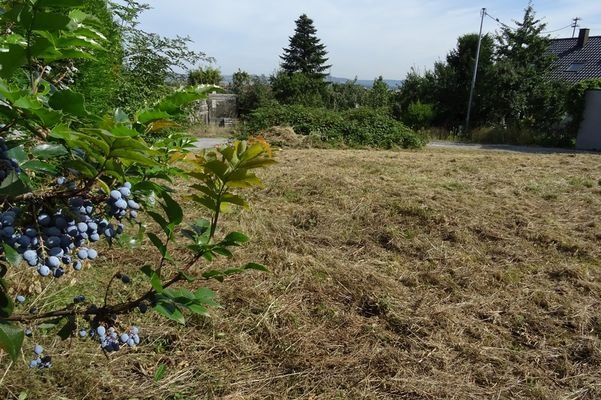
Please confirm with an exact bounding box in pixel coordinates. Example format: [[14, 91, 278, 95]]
[[140, 0, 601, 80]]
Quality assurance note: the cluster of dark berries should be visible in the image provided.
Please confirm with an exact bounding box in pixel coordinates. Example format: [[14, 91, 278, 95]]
[[91, 325, 141, 352], [107, 183, 140, 220], [0, 182, 139, 278], [0, 138, 20, 183], [29, 344, 52, 369]]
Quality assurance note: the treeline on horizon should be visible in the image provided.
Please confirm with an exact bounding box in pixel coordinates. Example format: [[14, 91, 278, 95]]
[[76, 2, 600, 148]]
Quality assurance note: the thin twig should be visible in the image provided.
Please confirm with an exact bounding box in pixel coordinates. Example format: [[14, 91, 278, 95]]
[[0, 360, 13, 388]]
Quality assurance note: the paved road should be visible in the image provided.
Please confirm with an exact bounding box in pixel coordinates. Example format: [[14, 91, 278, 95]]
[[194, 137, 230, 149], [427, 141, 597, 155], [194, 138, 598, 155]]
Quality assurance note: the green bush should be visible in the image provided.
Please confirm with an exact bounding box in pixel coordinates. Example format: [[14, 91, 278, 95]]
[[402, 101, 435, 130], [470, 125, 549, 145], [270, 72, 328, 107], [243, 105, 425, 149]]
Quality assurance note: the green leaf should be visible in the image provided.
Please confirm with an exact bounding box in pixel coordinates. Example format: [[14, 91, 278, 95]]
[[212, 246, 233, 257], [154, 363, 167, 382], [194, 287, 219, 307], [191, 219, 211, 235], [5, 146, 27, 163], [160, 193, 183, 225], [56, 36, 103, 51], [187, 303, 209, 316], [110, 126, 139, 137], [147, 232, 167, 257], [140, 265, 163, 293], [31, 143, 68, 159], [31, 12, 71, 30], [191, 195, 216, 211], [37, 322, 59, 330], [203, 160, 229, 180], [221, 193, 248, 208], [0, 45, 27, 79], [63, 160, 97, 178], [240, 158, 277, 170], [0, 171, 30, 198], [0, 34, 26, 46], [240, 143, 266, 162], [243, 262, 269, 272], [0, 323, 24, 362], [226, 170, 263, 188], [147, 211, 170, 236], [113, 108, 130, 125], [109, 149, 158, 166], [157, 89, 207, 114], [153, 300, 185, 324], [38, 0, 86, 8], [163, 288, 195, 302], [14, 95, 42, 110], [180, 273, 197, 283], [137, 110, 172, 124], [21, 160, 58, 174], [202, 270, 224, 282], [222, 232, 249, 246], [2, 244, 22, 267], [0, 279, 14, 318], [225, 268, 246, 276], [49, 90, 88, 117], [57, 316, 76, 340]]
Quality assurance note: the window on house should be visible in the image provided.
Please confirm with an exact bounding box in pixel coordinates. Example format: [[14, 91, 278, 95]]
[[566, 62, 585, 72]]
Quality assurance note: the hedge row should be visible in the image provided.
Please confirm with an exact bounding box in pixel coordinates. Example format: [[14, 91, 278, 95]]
[[242, 105, 425, 149]]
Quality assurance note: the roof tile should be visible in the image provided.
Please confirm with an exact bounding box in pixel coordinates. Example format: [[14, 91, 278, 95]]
[[549, 36, 601, 83]]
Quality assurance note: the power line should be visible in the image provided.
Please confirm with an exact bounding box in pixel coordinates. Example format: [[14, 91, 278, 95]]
[[542, 24, 573, 34], [483, 10, 511, 30], [484, 11, 578, 36]]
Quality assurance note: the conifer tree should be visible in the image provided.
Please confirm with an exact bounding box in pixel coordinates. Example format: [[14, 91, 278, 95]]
[[280, 14, 331, 79]]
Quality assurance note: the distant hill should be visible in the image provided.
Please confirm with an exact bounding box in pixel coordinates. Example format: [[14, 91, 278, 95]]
[[327, 76, 403, 88], [220, 74, 403, 89]]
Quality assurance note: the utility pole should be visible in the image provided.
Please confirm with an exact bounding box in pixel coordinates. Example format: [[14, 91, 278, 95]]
[[571, 17, 581, 38], [465, 8, 486, 135]]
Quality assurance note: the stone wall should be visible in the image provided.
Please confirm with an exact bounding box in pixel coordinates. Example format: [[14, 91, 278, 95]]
[[191, 93, 238, 127]]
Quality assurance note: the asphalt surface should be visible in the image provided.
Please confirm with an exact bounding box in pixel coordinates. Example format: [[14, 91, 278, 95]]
[[194, 138, 599, 155], [194, 137, 230, 149], [427, 140, 598, 154]]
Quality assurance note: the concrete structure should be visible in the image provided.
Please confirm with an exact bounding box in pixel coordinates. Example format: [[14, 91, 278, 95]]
[[576, 90, 601, 150], [192, 93, 238, 127]]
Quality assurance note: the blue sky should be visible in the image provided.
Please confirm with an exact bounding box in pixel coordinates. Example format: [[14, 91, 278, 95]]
[[140, 1, 601, 80]]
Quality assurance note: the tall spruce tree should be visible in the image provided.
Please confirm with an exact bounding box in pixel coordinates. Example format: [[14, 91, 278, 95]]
[[280, 14, 331, 79]]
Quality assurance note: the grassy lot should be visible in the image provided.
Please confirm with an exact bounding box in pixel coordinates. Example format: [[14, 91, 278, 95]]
[[1, 147, 600, 399]]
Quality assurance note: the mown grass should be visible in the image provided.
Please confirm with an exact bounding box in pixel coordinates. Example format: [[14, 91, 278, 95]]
[[1, 147, 601, 399]]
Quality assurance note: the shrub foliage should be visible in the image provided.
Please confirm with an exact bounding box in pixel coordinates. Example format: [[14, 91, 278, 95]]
[[0, 0, 273, 363], [244, 105, 425, 149]]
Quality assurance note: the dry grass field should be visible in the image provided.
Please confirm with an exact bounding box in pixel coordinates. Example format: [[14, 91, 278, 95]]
[[1, 146, 601, 399]]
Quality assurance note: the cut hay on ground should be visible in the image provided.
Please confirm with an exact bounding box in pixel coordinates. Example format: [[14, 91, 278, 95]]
[[1, 147, 600, 399], [255, 126, 314, 148]]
